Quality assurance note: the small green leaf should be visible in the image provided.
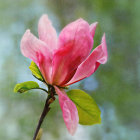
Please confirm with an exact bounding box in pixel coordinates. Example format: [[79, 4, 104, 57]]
[[67, 89, 101, 125], [14, 81, 39, 93], [29, 61, 44, 81]]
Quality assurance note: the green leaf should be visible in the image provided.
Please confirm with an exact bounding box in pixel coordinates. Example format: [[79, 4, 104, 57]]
[[67, 89, 101, 125], [29, 61, 44, 81], [14, 81, 39, 93]]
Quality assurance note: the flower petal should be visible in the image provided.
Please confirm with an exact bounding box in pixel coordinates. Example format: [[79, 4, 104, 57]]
[[37, 52, 53, 84], [52, 19, 93, 86], [55, 86, 79, 135], [90, 22, 98, 38], [38, 14, 57, 50], [64, 34, 108, 86], [20, 30, 53, 83]]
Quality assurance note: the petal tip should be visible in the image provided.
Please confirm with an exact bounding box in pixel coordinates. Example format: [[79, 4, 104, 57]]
[[25, 29, 31, 35], [26, 29, 30, 32], [39, 14, 51, 26], [21, 29, 31, 44], [40, 14, 48, 19], [69, 126, 77, 136], [90, 22, 98, 38], [94, 21, 98, 26], [76, 18, 87, 24], [101, 33, 108, 64], [102, 33, 106, 39]]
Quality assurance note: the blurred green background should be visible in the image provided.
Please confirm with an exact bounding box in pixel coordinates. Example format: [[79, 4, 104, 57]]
[[0, 0, 140, 140]]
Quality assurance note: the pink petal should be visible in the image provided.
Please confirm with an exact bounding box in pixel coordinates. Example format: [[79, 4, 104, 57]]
[[90, 22, 98, 38], [20, 30, 53, 84], [55, 86, 79, 135], [52, 19, 93, 86], [37, 52, 53, 84], [65, 34, 108, 86], [38, 14, 58, 51]]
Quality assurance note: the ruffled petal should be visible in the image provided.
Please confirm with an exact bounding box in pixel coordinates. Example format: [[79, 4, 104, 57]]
[[52, 18, 93, 86], [64, 34, 108, 86], [55, 86, 79, 135], [38, 14, 58, 50], [20, 30, 53, 84]]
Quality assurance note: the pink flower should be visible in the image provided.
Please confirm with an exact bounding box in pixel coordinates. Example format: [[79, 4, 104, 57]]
[[20, 14, 108, 135]]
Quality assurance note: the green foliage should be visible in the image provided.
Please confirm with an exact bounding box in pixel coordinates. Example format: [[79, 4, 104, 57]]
[[14, 81, 39, 93], [67, 89, 101, 125], [29, 61, 44, 81]]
